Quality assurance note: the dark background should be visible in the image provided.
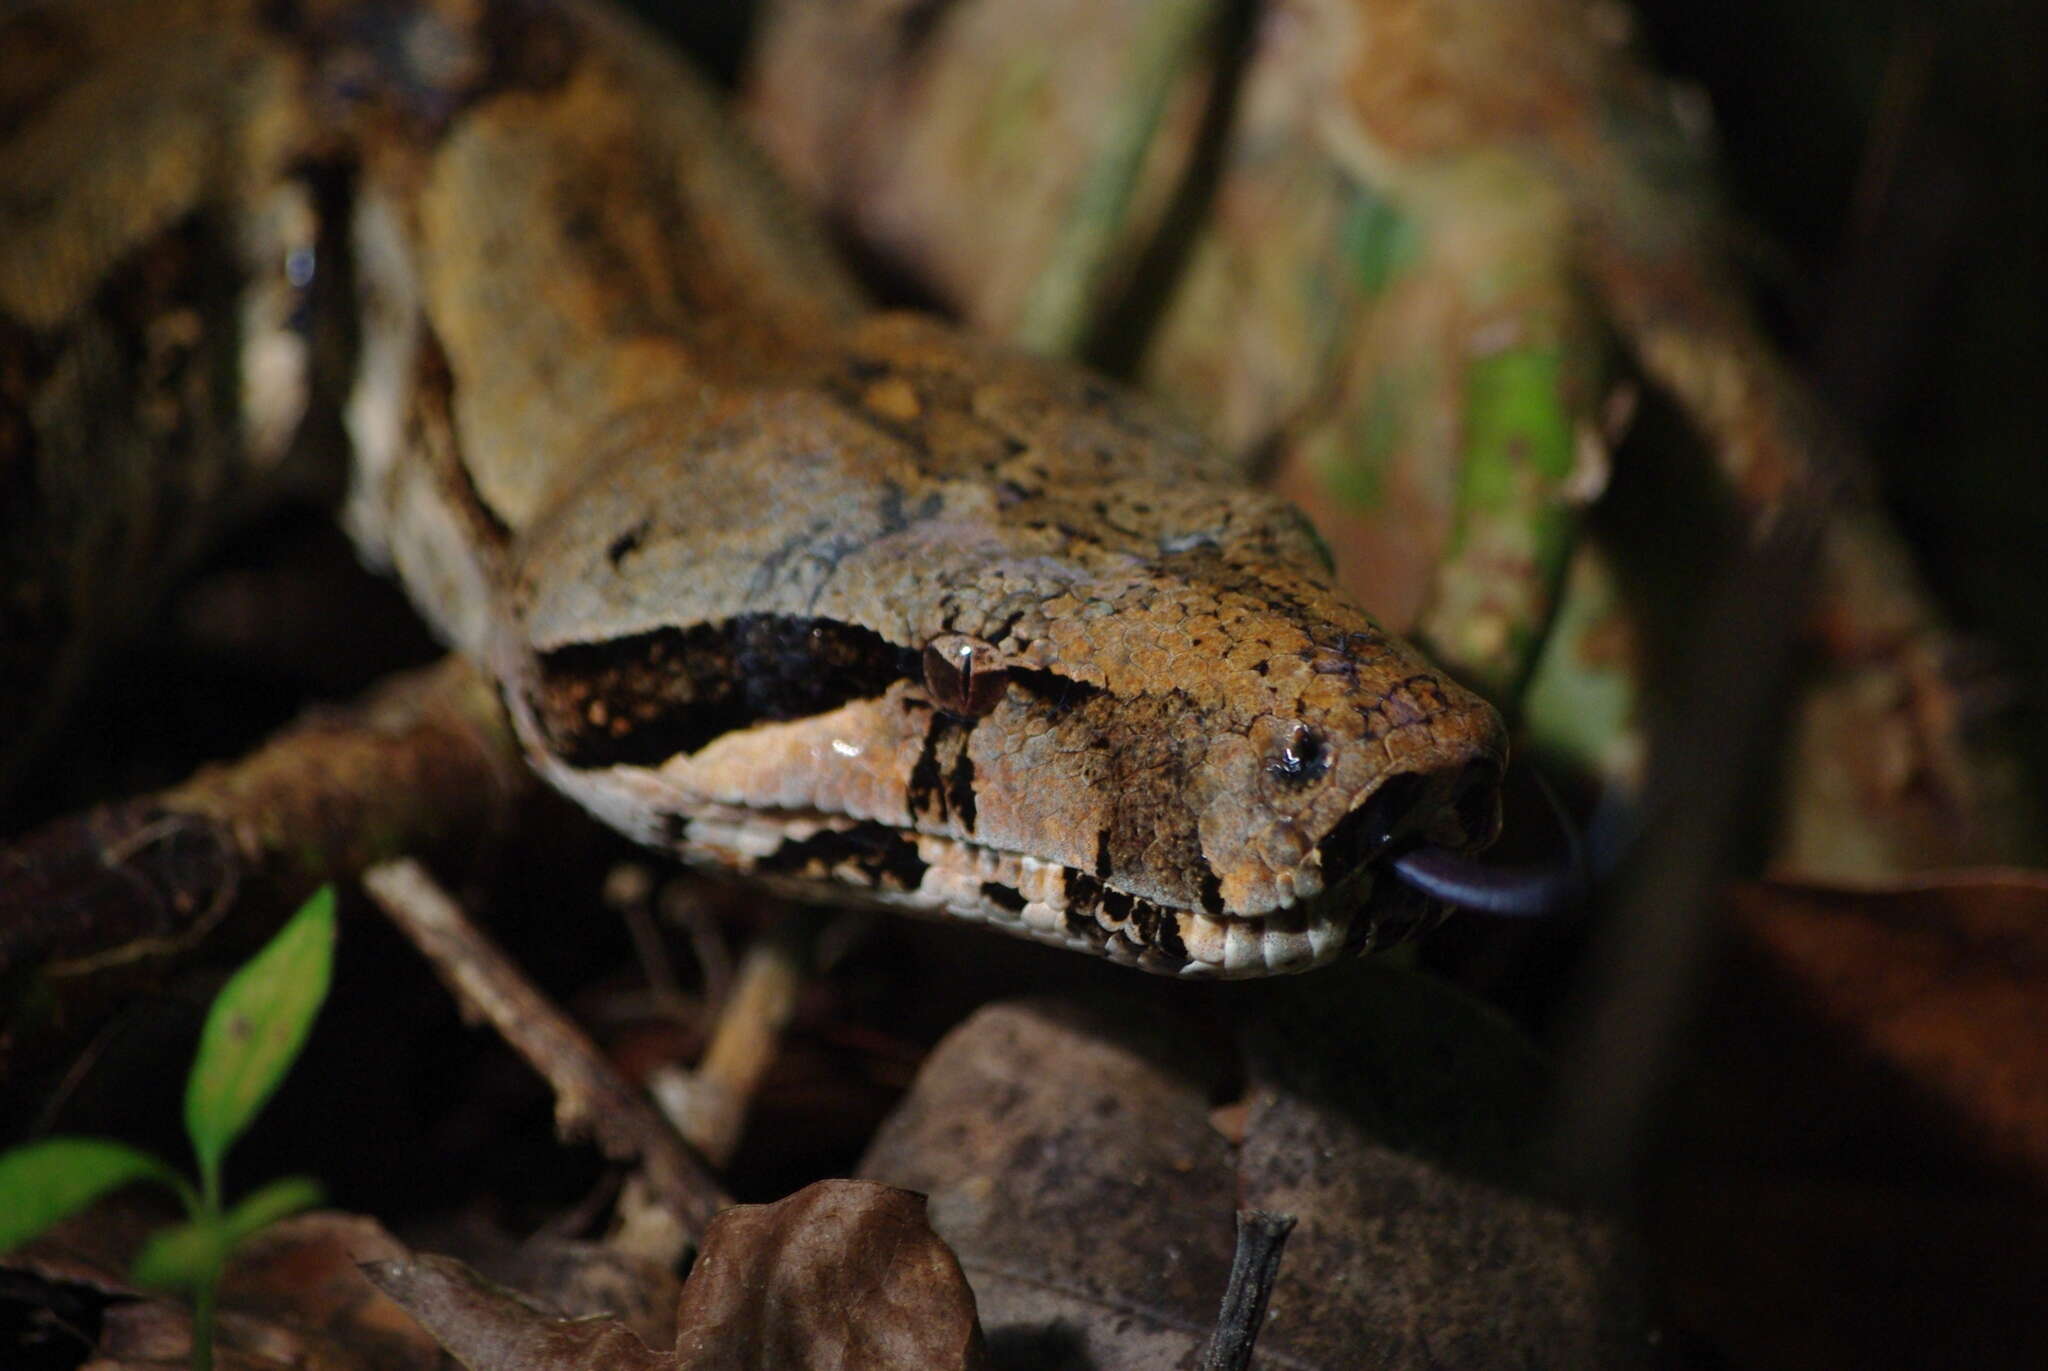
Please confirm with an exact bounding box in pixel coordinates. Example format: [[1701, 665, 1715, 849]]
[[1637, 0, 2048, 748]]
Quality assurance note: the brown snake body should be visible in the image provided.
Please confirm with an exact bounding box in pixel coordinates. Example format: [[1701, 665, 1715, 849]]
[[1, 0, 1506, 975]]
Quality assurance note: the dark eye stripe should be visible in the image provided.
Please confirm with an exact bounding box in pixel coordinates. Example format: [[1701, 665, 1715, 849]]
[[532, 614, 917, 768]]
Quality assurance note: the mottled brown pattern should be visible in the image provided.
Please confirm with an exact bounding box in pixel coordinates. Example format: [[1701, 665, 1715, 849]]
[[6, 0, 1508, 974]]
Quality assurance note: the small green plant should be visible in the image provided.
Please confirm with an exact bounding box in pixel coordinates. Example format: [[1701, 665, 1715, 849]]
[[0, 886, 338, 1371]]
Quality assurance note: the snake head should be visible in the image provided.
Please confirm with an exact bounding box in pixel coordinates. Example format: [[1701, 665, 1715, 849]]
[[925, 535, 1509, 974], [508, 316, 1507, 975]]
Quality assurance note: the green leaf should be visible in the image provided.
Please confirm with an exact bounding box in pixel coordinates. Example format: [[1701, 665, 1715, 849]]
[[184, 887, 337, 1200], [129, 1176, 322, 1296], [131, 1216, 223, 1291], [0, 1138, 187, 1253], [218, 1175, 322, 1247]]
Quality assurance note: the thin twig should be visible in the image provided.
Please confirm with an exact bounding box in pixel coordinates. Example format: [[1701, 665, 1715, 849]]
[[649, 910, 812, 1167], [606, 862, 687, 1011], [361, 858, 730, 1253], [1198, 1209, 1297, 1371], [660, 878, 735, 1010]]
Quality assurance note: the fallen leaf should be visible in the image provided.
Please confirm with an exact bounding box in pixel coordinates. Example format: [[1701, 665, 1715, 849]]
[[1647, 874, 2048, 1369], [859, 996, 1239, 1370], [1745, 875, 2048, 1171], [1228, 963, 1646, 1368], [1237, 965, 1653, 1368], [461, 1234, 682, 1353], [362, 1252, 669, 1371], [221, 1213, 443, 1370], [860, 986, 1650, 1369], [365, 1180, 987, 1371], [669, 1179, 986, 1371]]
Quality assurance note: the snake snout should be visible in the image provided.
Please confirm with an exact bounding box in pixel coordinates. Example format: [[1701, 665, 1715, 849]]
[[1316, 759, 1502, 889], [1439, 757, 1505, 851], [1385, 764, 1594, 919]]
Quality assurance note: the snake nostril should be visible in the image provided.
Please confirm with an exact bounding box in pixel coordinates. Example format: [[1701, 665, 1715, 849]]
[[1316, 772, 1426, 886], [1444, 758, 1504, 850]]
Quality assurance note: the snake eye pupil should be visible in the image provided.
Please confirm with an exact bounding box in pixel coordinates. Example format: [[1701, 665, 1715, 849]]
[[923, 634, 1008, 717], [1268, 724, 1333, 785]]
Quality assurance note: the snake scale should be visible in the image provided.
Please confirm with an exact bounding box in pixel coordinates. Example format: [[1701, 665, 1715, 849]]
[[1, 0, 1508, 976]]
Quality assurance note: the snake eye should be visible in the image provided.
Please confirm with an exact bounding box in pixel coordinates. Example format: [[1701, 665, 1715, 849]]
[[1266, 723, 1334, 786], [923, 634, 1008, 718]]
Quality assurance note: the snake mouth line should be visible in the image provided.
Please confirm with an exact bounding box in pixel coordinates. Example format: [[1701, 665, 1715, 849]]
[[671, 809, 1451, 978]]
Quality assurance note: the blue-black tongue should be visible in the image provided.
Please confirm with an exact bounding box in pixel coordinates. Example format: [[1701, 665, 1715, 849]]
[[1387, 845, 1589, 917], [1316, 759, 1502, 890], [1385, 767, 1591, 917]]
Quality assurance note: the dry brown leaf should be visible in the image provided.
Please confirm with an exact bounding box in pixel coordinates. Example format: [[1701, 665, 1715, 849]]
[[858, 997, 1239, 1370], [458, 1236, 682, 1353], [668, 1179, 987, 1371], [860, 987, 1649, 1369], [1643, 874, 2048, 1369], [362, 1252, 670, 1371], [1730, 874, 2048, 1180], [1237, 966, 1653, 1369], [365, 1180, 986, 1371]]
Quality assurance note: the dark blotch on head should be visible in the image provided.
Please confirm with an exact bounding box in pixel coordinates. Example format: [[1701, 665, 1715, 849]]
[[980, 882, 1028, 913], [605, 519, 649, 567], [760, 823, 928, 893], [946, 747, 978, 832], [1061, 868, 1111, 947], [1151, 910, 1189, 963], [1101, 887, 1134, 924], [534, 615, 916, 768], [1007, 668, 1105, 718], [1063, 866, 1187, 959], [906, 712, 978, 831]]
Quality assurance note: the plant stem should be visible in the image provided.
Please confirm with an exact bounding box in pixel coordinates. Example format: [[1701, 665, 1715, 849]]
[[189, 1260, 218, 1371]]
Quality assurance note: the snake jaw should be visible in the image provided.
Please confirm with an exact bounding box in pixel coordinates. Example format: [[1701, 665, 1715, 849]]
[[609, 762, 1494, 977], [508, 615, 1510, 976]]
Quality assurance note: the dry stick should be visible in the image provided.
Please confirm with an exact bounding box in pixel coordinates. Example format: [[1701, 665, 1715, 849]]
[[649, 910, 812, 1168], [361, 859, 730, 1255], [0, 657, 524, 979], [1198, 1209, 1297, 1371]]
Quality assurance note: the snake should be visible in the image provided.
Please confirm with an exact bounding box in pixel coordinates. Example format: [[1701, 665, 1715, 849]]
[[1, 0, 1533, 977]]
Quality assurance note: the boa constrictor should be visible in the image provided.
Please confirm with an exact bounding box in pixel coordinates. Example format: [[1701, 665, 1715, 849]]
[[1, 0, 1507, 976]]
